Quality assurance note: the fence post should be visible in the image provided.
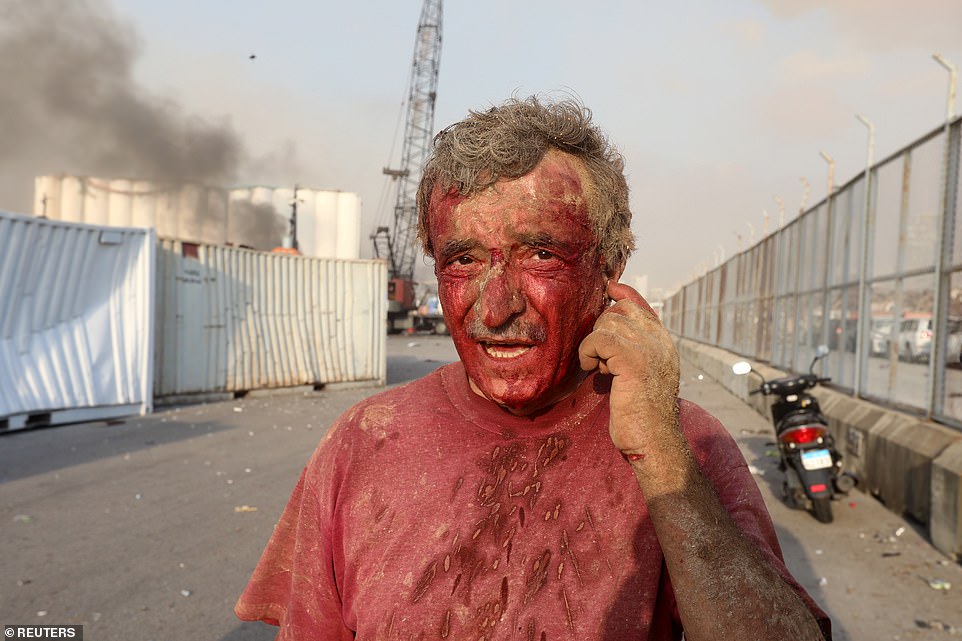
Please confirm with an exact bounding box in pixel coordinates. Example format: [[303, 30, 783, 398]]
[[929, 55, 959, 418], [929, 117, 960, 417], [854, 115, 876, 397]]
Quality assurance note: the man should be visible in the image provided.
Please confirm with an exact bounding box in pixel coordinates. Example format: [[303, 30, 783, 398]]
[[236, 97, 831, 640]]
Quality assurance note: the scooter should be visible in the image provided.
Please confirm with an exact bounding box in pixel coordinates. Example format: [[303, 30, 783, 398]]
[[732, 345, 855, 523]]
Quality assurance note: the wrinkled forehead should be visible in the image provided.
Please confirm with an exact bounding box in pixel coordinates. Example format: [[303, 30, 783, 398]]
[[427, 150, 596, 232]]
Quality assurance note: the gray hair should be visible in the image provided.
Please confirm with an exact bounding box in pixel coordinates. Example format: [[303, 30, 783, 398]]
[[416, 96, 635, 274]]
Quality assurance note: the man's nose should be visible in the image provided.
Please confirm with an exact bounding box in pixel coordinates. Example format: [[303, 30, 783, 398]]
[[477, 264, 525, 328]]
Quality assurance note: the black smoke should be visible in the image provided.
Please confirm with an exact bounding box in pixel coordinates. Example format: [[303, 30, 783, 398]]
[[0, 0, 243, 214], [229, 200, 286, 251]]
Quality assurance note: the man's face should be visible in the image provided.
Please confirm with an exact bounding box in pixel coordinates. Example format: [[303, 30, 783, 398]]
[[428, 150, 611, 415]]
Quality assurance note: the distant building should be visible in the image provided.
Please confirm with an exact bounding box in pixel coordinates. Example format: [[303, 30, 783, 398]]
[[33, 174, 361, 259]]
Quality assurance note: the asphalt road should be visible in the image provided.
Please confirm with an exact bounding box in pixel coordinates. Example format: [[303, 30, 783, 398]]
[[1, 335, 960, 640]]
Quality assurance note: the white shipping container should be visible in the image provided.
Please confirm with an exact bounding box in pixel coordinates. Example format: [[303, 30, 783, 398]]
[[154, 240, 385, 398], [0, 211, 155, 430]]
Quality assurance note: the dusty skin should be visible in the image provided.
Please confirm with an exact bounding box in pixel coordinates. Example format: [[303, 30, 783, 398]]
[[578, 281, 826, 640], [430, 149, 610, 415]]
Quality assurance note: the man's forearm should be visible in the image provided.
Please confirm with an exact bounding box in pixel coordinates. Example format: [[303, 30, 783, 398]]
[[577, 282, 825, 638], [628, 427, 825, 641]]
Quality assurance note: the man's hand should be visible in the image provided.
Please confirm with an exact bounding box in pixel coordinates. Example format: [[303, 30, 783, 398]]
[[578, 281, 680, 455], [578, 284, 826, 641]]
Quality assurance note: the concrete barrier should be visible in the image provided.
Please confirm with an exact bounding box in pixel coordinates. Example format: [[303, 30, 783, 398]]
[[676, 337, 962, 560], [933, 442, 962, 557]]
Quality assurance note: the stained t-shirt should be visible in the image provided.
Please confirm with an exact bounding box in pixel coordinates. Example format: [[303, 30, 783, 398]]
[[236, 363, 830, 640]]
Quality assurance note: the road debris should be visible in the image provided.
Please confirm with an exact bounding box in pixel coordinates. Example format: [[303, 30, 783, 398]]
[[234, 505, 258, 513], [915, 619, 958, 633], [748, 465, 765, 476], [928, 578, 952, 591], [180, 589, 192, 597]]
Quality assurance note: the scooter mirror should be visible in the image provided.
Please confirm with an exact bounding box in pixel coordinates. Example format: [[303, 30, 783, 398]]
[[732, 361, 753, 376], [815, 344, 830, 358]]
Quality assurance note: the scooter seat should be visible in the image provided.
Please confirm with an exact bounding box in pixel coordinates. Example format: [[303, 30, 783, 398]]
[[779, 409, 825, 430]]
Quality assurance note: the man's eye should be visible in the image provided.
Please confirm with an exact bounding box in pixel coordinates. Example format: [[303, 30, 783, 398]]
[[535, 250, 556, 260], [454, 255, 475, 265]]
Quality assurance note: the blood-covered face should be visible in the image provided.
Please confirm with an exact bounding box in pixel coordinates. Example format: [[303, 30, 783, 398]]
[[428, 150, 614, 415]]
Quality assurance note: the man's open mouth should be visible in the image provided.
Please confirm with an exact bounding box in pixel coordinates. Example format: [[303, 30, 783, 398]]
[[481, 342, 533, 359]]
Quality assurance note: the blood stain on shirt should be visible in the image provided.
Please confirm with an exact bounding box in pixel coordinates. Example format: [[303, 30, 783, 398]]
[[411, 560, 438, 603]]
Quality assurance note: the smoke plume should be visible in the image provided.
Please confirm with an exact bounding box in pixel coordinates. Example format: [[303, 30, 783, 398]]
[[0, 0, 243, 214], [229, 200, 287, 251]]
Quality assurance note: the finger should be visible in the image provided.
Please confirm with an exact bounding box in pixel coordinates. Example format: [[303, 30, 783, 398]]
[[579, 344, 601, 372], [579, 328, 622, 373], [579, 328, 607, 371], [579, 349, 612, 375], [606, 281, 656, 316]]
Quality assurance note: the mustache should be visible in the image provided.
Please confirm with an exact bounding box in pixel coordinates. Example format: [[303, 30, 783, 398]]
[[466, 317, 547, 343]]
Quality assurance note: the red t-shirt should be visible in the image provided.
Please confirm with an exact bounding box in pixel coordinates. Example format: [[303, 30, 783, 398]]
[[236, 363, 829, 639]]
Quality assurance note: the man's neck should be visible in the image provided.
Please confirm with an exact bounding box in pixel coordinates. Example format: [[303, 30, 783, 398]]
[[467, 368, 590, 417]]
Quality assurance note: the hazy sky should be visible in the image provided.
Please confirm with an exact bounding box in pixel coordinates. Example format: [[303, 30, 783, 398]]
[[2, 0, 961, 296]]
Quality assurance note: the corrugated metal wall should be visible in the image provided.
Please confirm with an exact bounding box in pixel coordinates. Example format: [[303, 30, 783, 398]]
[[154, 240, 386, 398], [0, 211, 155, 430]]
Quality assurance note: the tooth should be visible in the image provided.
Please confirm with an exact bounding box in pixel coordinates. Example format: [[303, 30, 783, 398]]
[[485, 346, 531, 359]]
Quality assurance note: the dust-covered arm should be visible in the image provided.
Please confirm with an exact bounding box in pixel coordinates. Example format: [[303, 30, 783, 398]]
[[578, 282, 827, 641]]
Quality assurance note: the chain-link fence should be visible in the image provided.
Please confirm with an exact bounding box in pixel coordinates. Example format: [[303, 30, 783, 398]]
[[664, 115, 962, 429]]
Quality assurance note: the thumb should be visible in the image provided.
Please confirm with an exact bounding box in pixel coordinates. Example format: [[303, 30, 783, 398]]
[[607, 281, 657, 316]]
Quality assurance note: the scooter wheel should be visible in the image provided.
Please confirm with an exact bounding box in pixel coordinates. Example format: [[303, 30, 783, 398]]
[[812, 498, 834, 523]]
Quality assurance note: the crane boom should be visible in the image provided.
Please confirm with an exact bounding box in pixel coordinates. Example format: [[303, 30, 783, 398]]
[[376, 0, 443, 283], [373, 0, 444, 334]]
